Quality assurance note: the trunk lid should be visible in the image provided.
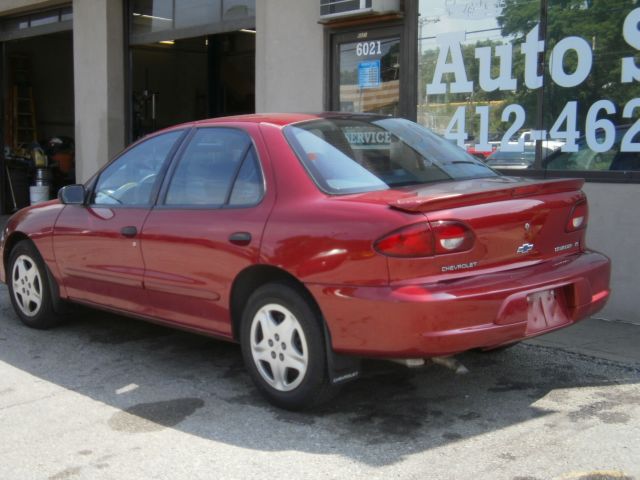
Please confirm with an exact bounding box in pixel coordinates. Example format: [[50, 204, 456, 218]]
[[387, 177, 584, 213], [364, 176, 588, 283]]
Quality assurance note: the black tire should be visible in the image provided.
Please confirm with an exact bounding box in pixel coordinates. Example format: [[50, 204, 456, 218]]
[[240, 282, 334, 410], [7, 240, 61, 329]]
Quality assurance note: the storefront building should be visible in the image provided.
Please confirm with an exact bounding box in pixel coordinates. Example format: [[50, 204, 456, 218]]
[[0, 0, 638, 322], [1, 0, 255, 189]]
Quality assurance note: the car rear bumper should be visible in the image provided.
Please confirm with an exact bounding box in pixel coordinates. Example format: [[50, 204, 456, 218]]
[[308, 251, 611, 358]]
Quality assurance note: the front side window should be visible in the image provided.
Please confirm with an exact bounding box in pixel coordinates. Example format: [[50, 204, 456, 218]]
[[165, 127, 262, 206], [93, 130, 183, 205], [284, 117, 497, 195]]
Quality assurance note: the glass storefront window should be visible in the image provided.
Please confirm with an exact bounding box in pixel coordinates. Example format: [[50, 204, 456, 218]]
[[130, 0, 255, 43], [131, 0, 174, 36], [30, 10, 61, 27], [339, 36, 401, 115], [418, 0, 541, 165], [223, 0, 255, 20], [541, 0, 640, 173], [60, 7, 73, 22], [417, 0, 640, 176], [0, 7, 72, 38], [2, 16, 30, 31], [175, 0, 221, 29]]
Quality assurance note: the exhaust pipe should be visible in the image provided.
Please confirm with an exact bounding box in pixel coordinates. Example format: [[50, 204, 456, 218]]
[[387, 356, 469, 374], [389, 358, 425, 368], [431, 356, 469, 374]]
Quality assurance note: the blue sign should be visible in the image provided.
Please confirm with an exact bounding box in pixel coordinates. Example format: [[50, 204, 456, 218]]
[[358, 60, 381, 89]]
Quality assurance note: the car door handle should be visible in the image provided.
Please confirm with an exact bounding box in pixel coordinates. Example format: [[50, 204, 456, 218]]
[[121, 226, 138, 238], [229, 232, 251, 246]]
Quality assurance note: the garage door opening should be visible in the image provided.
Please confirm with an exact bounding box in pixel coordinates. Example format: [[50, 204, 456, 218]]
[[131, 30, 255, 140], [2, 29, 75, 212]]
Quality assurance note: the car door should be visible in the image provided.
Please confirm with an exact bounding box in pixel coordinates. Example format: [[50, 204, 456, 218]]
[[54, 129, 186, 312], [139, 125, 275, 336]]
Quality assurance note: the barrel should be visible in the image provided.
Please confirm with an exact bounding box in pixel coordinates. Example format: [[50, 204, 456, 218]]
[[29, 185, 50, 205]]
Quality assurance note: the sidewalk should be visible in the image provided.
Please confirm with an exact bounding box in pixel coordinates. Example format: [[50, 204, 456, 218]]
[[526, 317, 640, 366]]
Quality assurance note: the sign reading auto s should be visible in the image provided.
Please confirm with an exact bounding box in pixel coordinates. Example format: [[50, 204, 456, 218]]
[[425, 8, 640, 155]]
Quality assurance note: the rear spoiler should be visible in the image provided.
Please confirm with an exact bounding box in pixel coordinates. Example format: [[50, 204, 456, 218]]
[[389, 178, 585, 213]]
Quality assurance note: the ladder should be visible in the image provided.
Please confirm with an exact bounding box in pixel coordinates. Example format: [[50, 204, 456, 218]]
[[12, 85, 38, 148], [5, 55, 38, 150]]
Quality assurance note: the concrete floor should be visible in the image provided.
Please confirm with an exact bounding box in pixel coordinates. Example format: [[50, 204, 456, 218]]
[[528, 317, 640, 367], [0, 291, 639, 480], [1, 213, 638, 479]]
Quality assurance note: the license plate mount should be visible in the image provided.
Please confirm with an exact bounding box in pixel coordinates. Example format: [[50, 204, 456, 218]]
[[526, 288, 569, 335]]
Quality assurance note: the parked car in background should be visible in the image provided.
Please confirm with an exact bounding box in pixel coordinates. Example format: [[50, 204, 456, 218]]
[[486, 145, 554, 170], [0, 113, 611, 410], [543, 126, 640, 172], [517, 130, 565, 151], [466, 130, 562, 162], [466, 144, 496, 160]]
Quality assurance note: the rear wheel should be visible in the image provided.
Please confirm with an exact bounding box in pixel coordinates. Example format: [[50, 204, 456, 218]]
[[240, 282, 334, 410], [7, 240, 61, 329]]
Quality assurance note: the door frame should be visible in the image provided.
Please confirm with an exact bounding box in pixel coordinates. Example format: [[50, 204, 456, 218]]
[[324, 6, 417, 120]]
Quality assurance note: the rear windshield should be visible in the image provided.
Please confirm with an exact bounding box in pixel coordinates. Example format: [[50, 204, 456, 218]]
[[284, 117, 498, 194]]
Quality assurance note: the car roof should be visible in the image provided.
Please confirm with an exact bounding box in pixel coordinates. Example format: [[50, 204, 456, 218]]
[[136, 112, 394, 146], [188, 112, 390, 128]]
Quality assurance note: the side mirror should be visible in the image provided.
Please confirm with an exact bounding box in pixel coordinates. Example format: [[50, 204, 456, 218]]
[[58, 184, 86, 205]]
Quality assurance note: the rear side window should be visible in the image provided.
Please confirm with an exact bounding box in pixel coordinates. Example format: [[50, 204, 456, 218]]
[[165, 128, 262, 207], [228, 148, 263, 206], [284, 117, 497, 195]]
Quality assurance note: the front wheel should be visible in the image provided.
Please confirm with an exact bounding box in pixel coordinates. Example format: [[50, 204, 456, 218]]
[[240, 282, 334, 410], [7, 240, 61, 329]]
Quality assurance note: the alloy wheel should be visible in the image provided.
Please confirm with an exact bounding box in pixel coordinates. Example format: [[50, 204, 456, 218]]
[[249, 303, 309, 392], [11, 254, 43, 317]]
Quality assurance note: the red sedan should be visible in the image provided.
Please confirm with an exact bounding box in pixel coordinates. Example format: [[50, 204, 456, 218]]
[[0, 113, 610, 409]]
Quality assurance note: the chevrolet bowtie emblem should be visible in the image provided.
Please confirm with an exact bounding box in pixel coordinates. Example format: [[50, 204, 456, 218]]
[[517, 243, 534, 254]]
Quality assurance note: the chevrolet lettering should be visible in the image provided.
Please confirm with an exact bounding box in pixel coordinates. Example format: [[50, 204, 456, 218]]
[[442, 262, 479, 272]]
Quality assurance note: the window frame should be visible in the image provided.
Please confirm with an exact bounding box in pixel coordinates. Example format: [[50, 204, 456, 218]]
[[155, 126, 266, 210]]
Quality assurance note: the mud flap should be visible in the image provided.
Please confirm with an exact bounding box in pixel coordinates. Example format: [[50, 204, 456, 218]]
[[45, 265, 70, 314], [323, 323, 361, 385]]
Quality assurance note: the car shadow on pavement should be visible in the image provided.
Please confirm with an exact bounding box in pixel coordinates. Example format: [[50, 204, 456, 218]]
[[1, 298, 639, 468]]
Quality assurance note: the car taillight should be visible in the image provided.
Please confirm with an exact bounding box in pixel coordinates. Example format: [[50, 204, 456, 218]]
[[374, 221, 474, 257], [374, 222, 434, 257], [432, 221, 474, 254], [566, 201, 588, 232]]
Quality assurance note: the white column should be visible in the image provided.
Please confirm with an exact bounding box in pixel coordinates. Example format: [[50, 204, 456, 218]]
[[72, 0, 125, 182], [256, 1, 325, 113]]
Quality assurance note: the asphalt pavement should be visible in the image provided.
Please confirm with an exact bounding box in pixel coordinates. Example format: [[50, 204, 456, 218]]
[[0, 287, 639, 480], [0, 212, 639, 479]]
